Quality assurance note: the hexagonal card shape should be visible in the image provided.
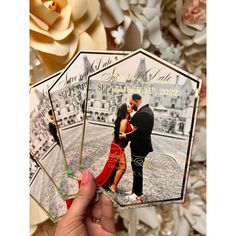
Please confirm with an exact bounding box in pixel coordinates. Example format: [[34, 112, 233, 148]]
[[82, 49, 201, 208], [48, 51, 128, 178]]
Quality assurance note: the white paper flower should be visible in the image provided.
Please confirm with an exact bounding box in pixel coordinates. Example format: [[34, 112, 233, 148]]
[[100, 0, 166, 51], [30, 0, 107, 74], [159, 43, 185, 67], [173, 193, 206, 236], [111, 26, 125, 46], [119, 207, 161, 236], [160, 0, 206, 75]]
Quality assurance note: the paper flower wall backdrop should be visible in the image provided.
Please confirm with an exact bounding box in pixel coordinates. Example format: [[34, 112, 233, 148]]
[[30, 0, 107, 74], [99, 0, 206, 77]]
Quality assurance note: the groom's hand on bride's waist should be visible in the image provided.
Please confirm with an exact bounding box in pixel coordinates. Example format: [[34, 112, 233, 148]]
[[119, 132, 126, 139]]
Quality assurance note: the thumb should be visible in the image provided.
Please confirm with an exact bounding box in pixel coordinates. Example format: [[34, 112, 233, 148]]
[[67, 170, 96, 219]]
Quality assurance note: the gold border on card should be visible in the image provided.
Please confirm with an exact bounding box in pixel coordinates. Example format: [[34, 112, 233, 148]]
[[30, 152, 67, 199], [30, 194, 64, 223], [30, 159, 66, 223], [82, 48, 202, 208]]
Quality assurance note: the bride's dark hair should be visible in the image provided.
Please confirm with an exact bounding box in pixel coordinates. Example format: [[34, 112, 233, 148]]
[[114, 103, 128, 141]]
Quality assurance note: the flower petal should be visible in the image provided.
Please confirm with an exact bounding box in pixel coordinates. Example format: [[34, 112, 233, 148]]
[[30, 16, 51, 38], [118, 0, 129, 11], [193, 27, 206, 45], [175, 0, 197, 36], [30, 13, 49, 31], [147, 16, 162, 46], [184, 44, 205, 56], [51, 4, 71, 32], [30, 0, 60, 27], [100, 0, 124, 28], [186, 204, 206, 234], [68, 0, 88, 22], [30, 196, 49, 225], [38, 32, 80, 73], [87, 18, 107, 49], [129, 0, 139, 4], [30, 17, 74, 41], [31, 4, 74, 41], [78, 32, 96, 50], [147, 0, 159, 8], [50, 22, 74, 40], [142, 7, 158, 21], [76, 0, 100, 34], [184, 210, 196, 225], [168, 23, 193, 47], [136, 207, 160, 229], [176, 217, 190, 236], [30, 31, 69, 56], [189, 205, 204, 216], [54, 0, 67, 8]]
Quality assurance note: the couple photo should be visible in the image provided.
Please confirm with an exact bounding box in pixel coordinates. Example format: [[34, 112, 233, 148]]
[[95, 94, 154, 203]]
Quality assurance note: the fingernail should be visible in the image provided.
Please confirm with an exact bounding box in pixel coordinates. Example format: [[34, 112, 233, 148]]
[[81, 170, 90, 184]]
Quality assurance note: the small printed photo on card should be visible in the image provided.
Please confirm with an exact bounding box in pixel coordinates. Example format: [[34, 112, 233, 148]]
[[81, 49, 201, 208], [48, 50, 129, 178]]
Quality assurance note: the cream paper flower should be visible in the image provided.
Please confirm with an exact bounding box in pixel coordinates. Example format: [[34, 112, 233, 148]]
[[30, 0, 107, 74]]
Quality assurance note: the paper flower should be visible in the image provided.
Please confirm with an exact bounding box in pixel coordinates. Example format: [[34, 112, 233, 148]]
[[119, 207, 161, 236], [30, 0, 107, 74], [159, 43, 185, 67], [182, 0, 206, 26], [160, 0, 206, 75], [99, 0, 165, 51], [173, 193, 206, 236], [173, 0, 206, 45]]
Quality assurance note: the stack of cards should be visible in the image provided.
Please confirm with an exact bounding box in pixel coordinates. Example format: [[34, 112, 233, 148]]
[[30, 49, 201, 222]]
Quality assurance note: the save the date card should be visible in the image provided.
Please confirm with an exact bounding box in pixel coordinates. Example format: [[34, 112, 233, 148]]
[[48, 50, 128, 177], [81, 49, 201, 208]]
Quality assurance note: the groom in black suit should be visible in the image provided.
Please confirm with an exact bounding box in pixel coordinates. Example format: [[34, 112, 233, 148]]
[[120, 94, 154, 202]]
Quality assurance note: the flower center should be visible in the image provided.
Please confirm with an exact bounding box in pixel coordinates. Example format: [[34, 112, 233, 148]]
[[42, 0, 61, 13]]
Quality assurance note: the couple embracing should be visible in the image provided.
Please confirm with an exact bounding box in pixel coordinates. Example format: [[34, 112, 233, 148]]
[[96, 94, 154, 202]]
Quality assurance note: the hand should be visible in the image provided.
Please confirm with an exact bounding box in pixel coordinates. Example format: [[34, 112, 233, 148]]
[[119, 132, 126, 139], [55, 171, 116, 236]]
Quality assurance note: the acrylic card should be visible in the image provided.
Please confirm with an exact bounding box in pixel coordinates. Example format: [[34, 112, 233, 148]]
[[48, 50, 128, 177], [82, 48, 201, 208], [30, 162, 68, 222], [30, 73, 79, 199]]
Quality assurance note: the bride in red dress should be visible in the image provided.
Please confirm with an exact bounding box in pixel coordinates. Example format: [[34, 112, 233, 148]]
[[96, 103, 136, 193]]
